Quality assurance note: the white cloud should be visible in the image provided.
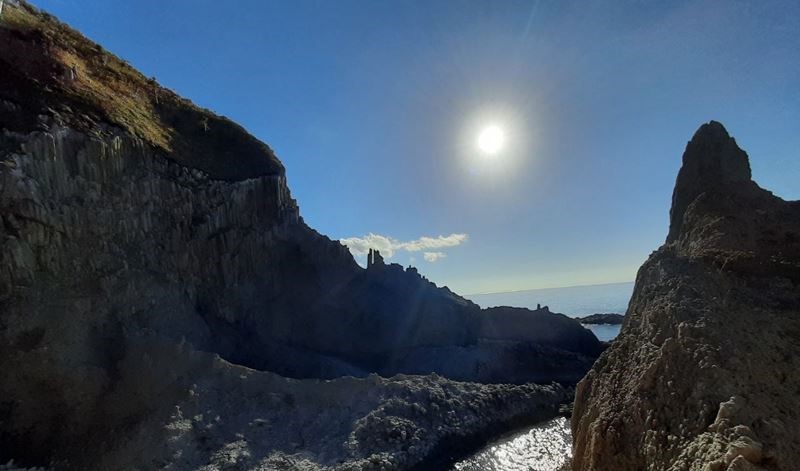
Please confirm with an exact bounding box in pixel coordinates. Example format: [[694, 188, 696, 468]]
[[423, 252, 447, 262], [339, 233, 398, 257], [399, 234, 468, 252], [339, 233, 468, 260]]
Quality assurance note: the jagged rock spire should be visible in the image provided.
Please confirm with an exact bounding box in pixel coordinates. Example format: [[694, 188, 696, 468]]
[[366, 248, 385, 268], [667, 121, 752, 242]]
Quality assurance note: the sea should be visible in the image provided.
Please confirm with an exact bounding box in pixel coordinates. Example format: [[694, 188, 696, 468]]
[[452, 417, 572, 471], [453, 282, 634, 470], [465, 281, 634, 342]]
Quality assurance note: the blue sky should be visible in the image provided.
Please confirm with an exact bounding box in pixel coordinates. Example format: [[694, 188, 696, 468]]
[[34, 0, 800, 294]]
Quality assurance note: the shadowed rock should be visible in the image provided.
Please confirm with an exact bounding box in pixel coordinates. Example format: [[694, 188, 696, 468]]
[[575, 313, 624, 325], [667, 120, 753, 242]]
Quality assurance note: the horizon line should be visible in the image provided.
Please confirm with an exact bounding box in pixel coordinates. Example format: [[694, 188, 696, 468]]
[[464, 279, 635, 297]]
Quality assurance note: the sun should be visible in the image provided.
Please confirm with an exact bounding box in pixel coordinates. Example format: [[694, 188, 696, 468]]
[[477, 125, 505, 154]]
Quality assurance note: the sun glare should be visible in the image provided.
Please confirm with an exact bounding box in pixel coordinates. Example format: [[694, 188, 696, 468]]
[[478, 125, 505, 154]]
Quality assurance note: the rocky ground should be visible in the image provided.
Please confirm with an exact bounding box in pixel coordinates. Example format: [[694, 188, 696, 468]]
[[4, 338, 568, 470], [0, 461, 46, 471], [572, 122, 800, 470]]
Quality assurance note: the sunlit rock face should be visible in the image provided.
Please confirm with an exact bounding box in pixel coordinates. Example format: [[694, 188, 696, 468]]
[[571, 122, 800, 470]]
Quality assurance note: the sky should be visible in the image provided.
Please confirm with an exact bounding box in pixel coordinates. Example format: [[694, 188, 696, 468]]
[[32, 0, 800, 294]]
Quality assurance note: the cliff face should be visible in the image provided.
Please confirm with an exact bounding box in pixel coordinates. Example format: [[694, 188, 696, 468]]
[[572, 122, 800, 470], [0, 3, 600, 468], [0, 120, 595, 384], [0, 0, 599, 372]]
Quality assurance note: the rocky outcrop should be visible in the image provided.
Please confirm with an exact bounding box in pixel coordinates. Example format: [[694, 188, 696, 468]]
[[576, 313, 624, 325], [481, 306, 603, 357], [0, 3, 600, 468], [3, 333, 569, 470], [572, 121, 800, 470], [667, 121, 753, 243]]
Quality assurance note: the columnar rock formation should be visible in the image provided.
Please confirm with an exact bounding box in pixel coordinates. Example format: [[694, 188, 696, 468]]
[[572, 121, 800, 470], [367, 248, 386, 268]]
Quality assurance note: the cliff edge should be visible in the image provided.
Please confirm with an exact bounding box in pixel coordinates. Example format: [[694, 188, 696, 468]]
[[571, 121, 800, 470], [0, 1, 283, 181]]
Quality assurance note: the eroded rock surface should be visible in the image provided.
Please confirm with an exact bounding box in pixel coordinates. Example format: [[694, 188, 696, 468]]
[[56, 338, 569, 470], [571, 122, 800, 470]]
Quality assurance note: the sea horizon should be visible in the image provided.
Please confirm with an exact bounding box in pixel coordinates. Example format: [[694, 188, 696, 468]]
[[465, 281, 634, 342], [464, 280, 635, 298], [465, 280, 634, 318]]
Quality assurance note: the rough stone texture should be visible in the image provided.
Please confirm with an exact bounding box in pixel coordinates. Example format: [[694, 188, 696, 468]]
[[0, 462, 46, 471], [2, 334, 569, 470], [99, 345, 565, 471], [571, 121, 800, 470]]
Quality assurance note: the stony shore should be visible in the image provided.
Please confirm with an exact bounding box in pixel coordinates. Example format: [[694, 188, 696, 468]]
[[77, 344, 568, 470]]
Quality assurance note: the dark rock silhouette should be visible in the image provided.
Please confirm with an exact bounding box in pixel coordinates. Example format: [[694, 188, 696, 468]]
[[481, 306, 602, 356], [575, 313, 624, 325], [572, 121, 800, 470], [367, 247, 386, 268], [667, 120, 753, 242], [0, 3, 600, 468]]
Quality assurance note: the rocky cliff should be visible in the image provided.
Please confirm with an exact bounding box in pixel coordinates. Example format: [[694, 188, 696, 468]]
[[572, 121, 800, 470], [1, 3, 599, 468]]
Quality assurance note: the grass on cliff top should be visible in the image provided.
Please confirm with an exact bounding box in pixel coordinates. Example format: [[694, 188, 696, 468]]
[[3, 2, 172, 149], [0, 1, 283, 181]]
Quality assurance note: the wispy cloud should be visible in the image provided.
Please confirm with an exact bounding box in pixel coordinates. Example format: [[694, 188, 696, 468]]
[[423, 252, 447, 262], [340, 233, 399, 257], [401, 234, 468, 252], [340, 233, 468, 259]]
